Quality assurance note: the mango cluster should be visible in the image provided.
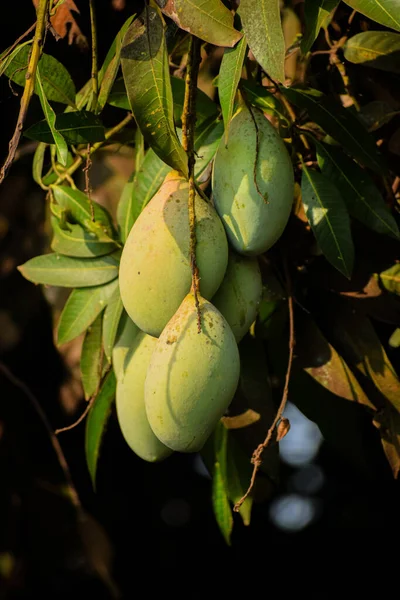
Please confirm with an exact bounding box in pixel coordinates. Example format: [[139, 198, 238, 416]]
[[115, 106, 294, 461]]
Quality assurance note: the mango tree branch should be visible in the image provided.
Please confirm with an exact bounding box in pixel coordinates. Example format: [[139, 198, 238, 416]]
[[182, 36, 201, 332], [234, 257, 295, 512], [0, 0, 49, 185], [89, 0, 98, 113]]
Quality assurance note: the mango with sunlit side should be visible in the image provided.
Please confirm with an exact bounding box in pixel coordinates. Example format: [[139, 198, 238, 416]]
[[119, 174, 228, 337], [212, 252, 262, 342], [115, 330, 172, 463], [145, 294, 240, 452], [212, 106, 294, 256]]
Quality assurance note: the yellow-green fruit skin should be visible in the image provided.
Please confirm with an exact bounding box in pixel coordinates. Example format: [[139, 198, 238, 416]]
[[212, 253, 262, 343], [119, 175, 228, 337], [145, 294, 240, 452], [212, 107, 294, 256], [115, 331, 172, 462]]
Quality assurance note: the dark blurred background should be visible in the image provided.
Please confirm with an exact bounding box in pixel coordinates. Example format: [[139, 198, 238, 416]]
[[1, 2, 400, 598]]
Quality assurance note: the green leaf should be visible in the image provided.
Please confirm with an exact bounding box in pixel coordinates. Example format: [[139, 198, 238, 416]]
[[226, 434, 253, 527], [51, 185, 116, 242], [158, 0, 242, 47], [240, 79, 286, 119], [0, 40, 32, 78], [212, 423, 233, 545], [112, 311, 139, 380], [81, 313, 104, 400], [240, 0, 285, 83], [379, 264, 400, 295], [389, 328, 400, 348], [36, 66, 68, 166], [316, 142, 399, 239], [85, 370, 116, 488], [194, 118, 224, 180], [301, 164, 354, 278], [117, 175, 135, 243], [121, 3, 188, 176], [301, 0, 339, 54], [344, 31, 400, 73], [50, 216, 117, 258], [25, 111, 106, 145], [281, 87, 386, 173], [32, 142, 47, 188], [359, 101, 400, 131], [102, 286, 123, 363], [170, 76, 219, 127], [135, 127, 145, 173], [343, 0, 400, 33], [18, 253, 119, 288], [4, 45, 76, 105], [219, 32, 247, 142], [97, 15, 136, 112], [57, 279, 119, 345], [107, 78, 130, 110]]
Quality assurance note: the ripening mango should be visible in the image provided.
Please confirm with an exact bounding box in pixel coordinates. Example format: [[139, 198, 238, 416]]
[[212, 252, 262, 342], [145, 294, 240, 452], [115, 331, 173, 463], [212, 106, 294, 256], [119, 174, 228, 337]]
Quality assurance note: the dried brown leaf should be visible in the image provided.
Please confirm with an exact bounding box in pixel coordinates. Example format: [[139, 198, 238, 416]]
[[276, 417, 290, 442], [32, 0, 88, 48], [221, 409, 261, 430]]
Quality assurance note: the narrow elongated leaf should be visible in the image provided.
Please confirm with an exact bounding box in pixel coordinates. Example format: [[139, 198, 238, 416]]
[[316, 142, 399, 239], [85, 370, 116, 488], [50, 217, 117, 258], [51, 185, 116, 242], [170, 76, 219, 127], [81, 313, 104, 400], [159, 0, 242, 47], [240, 79, 285, 118], [121, 3, 188, 176], [135, 128, 145, 173], [226, 434, 253, 527], [32, 142, 47, 188], [4, 45, 76, 105], [240, 0, 285, 83], [344, 31, 400, 73], [102, 286, 123, 362], [219, 32, 247, 141], [18, 253, 119, 287], [36, 66, 68, 166], [281, 87, 386, 173], [0, 40, 32, 77], [117, 176, 135, 243], [25, 111, 105, 145], [343, 0, 400, 33], [194, 118, 224, 179], [57, 279, 119, 345], [301, 165, 354, 278], [212, 423, 233, 545], [301, 0, 339, 54], [97, 15, 135, 112], [379, 265, 400, 295]]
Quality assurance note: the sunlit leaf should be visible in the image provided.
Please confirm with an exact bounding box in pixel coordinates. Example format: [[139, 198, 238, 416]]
[[240, 0, 285, 83], [4, 44, 76, 105], [389, 328, 400, 348], [25, 111, 106, 145], [379, 264, 400, 295], [344, 31, 400, 73], [240, 79, 285, 118], [158, 0, 242, 47], [18, 253, 119, 287], [81, 313, 104, 400], [85, 370, 116, 488], [219, 31, 247, 141], [36, 66, 68, 166], [301, 164, 354, 278], [212, 423, 233, 545], [281, 87, 386, 173], [102, 286, 123, 362], [316, 141, 399, 239], [343, 0, 400, 33], [57, 279, 119, 345], [301, 0, 339, 54], [50, 216, 117, 258], [121, 3, 188, 176]]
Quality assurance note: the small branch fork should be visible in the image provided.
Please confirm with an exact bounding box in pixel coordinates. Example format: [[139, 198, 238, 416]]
[[0, 0, 50, 185], [181, 36, 202, 332], [234, 258, 295, 512]]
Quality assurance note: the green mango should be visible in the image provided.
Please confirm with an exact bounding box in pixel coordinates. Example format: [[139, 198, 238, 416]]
[[145, 294, 240, 452], [112, 311, 139, 380], [115, 330, 172, 463], [119, 173, 228, 336], [212, 252, 262, 342], [212, 106, 294, 255]]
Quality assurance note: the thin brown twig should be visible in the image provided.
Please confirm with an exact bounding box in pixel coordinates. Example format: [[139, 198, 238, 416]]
[[0, 0, 50, 185], [0, 361, 82, 512], [83, 143, 95, 221], [88, 0, 98, 113], [234, 258, 295, 512], [55, 396, 96, 434], [182, 36, 202, 332]]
